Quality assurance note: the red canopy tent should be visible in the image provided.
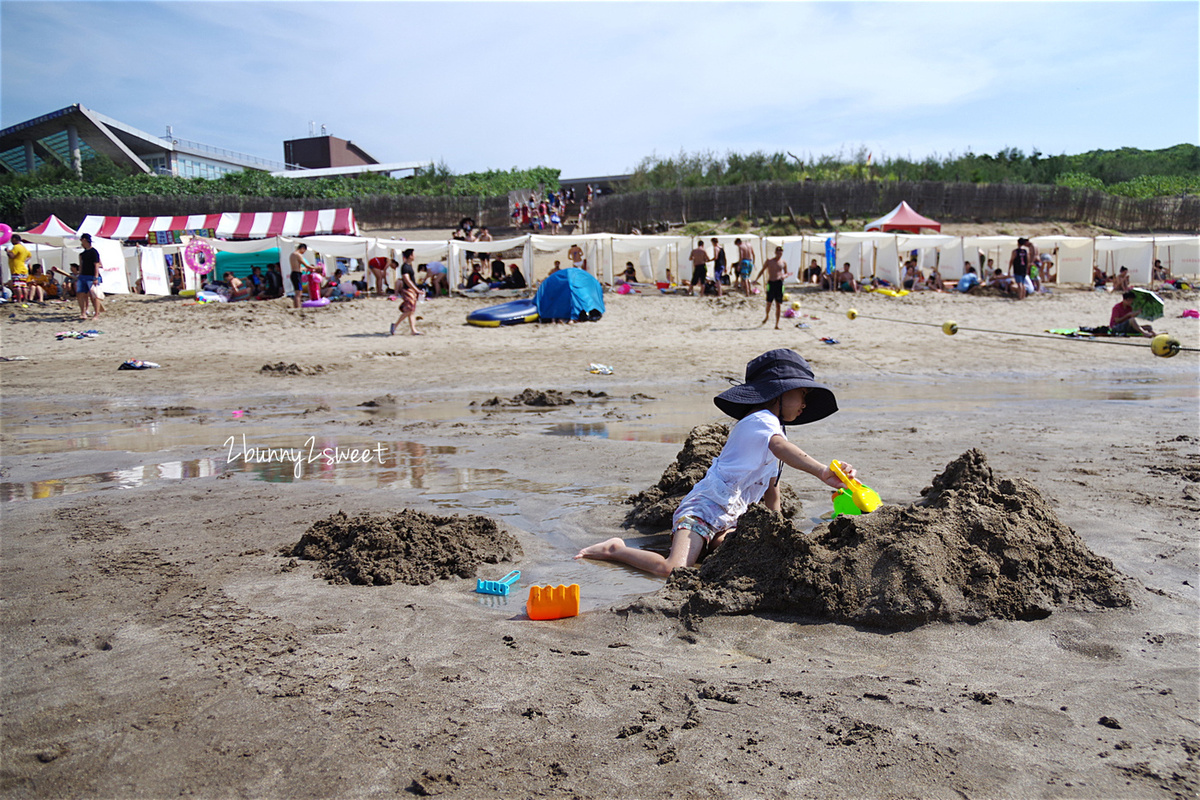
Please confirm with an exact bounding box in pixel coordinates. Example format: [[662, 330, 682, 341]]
[[22, 215, 78, 237], [864, 201, 941, 233]]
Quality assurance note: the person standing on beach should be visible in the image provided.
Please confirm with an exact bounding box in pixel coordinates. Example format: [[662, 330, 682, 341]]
[[1008, 239, 1031, 300], [77, 233, 105, 319], [576, 349, 853, 577], [688, 240, 709, 296], [568, 243, 586, 272], [5, 234, 31, 302], [710, 238, 727, 297], [289, 243, 310, 308], [735, 238, 756, 295], [389, 249, 422, 336], [754, 246, 790, 329]]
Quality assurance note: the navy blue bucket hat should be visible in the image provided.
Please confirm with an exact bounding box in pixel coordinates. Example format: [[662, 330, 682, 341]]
[[714, 349, 838, 425]]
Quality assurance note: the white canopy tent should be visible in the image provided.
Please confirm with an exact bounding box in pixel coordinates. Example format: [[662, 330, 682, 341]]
[[962, 236, 1021, 279], [607, 234, 692, 285], [449, 236, 533, 288], [1029, 236, 1094, 285], [1094, 236, 1154, 286], [1153, 235, 1200, 279], [895, 234, 962, 280], [762, 235, 833, 285]]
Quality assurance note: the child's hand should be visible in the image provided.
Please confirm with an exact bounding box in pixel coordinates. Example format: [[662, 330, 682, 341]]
[[821, 461, 858, 489]]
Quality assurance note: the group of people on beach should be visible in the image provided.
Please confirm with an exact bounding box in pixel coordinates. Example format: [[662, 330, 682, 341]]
[[3, 233, 105, 319], [512, 187, 588, 234]]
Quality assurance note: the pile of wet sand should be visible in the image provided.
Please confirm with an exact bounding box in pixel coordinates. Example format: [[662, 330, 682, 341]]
[[624, 422, 801, 530], [286, 509, 522, 586], [638, 449, 1130, 629], [472, 388, 614, 408]]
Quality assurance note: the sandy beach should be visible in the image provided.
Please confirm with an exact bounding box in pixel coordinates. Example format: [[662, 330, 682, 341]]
[[1, 256, 1198, 798]]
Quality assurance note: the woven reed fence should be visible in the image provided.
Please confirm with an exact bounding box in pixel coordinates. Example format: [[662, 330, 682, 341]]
[[24, 194, 514, 231], [585, 181, 1200, 233], [23, 182, 1198, 233]]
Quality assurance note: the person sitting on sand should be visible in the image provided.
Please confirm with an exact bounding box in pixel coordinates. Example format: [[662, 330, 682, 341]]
[[988, 268, 1015, 295], [620, 262, 638, 284], [1152, 259, 1170, 288], [501, 263, 527, 290], [576, 349, 854, 577], [834, 263, 858, 293], [1110, 291, 1156, 338], [803, 259, 823, 285], [461, 262, 487, 289], [1112, 266, 1132, 293], [902, 261, 923, 291], [223, 272, 253, 302], [925, 265, 944, 292], [957, 265, 981, 293], [1092, 265, 1108, 291]]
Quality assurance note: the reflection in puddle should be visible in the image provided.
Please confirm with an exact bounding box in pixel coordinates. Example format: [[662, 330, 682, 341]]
[[0, 440, 486, 502]]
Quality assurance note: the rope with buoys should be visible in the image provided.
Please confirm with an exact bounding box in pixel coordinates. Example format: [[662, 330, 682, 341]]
[[844, 308, 1190, 359]]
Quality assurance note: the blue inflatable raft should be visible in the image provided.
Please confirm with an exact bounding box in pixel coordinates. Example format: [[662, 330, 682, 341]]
[[467, 298, 539, 327]]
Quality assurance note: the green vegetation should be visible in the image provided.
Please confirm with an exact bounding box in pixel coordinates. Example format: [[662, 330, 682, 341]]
[[625, 144, 1200, 199], [0, 158, 559, 221]]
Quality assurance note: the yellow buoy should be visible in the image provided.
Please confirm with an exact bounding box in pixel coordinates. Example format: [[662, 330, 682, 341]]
[[942, 321, 959, 335], [782, 292, 791, 302], [847, 308, 858, 320], [790, 301, 801, 311], [1151, 334, 1180, 358]]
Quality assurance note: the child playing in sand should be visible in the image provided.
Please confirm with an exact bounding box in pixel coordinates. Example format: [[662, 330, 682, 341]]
[[576, 349, 854, 576]]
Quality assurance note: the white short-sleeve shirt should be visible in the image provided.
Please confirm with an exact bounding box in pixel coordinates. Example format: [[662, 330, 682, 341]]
[[674, 409, 784, 531]]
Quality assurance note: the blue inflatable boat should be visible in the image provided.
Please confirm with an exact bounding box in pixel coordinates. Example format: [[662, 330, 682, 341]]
[[467, 298, 539, 327]]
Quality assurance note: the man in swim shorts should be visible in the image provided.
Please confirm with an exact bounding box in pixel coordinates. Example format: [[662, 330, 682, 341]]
[[688, 239, 709, 296], [735, 238, 755, 295], [754, 246, 790, 329], [289, 243, 309, 308]]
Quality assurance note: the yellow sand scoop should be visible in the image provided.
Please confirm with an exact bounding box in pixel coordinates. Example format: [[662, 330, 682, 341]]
[[829, 460, 882, 513]]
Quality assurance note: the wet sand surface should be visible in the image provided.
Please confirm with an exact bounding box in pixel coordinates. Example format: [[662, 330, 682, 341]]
[[1, 282, 1197, 798]]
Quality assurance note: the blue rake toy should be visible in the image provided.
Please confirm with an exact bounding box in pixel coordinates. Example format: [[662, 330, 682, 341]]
[[476, 570, 521, 596]]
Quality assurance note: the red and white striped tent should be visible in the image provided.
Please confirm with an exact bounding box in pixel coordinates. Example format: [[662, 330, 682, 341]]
[[22, 214, 78, 237], [76, 207, 358, 240]]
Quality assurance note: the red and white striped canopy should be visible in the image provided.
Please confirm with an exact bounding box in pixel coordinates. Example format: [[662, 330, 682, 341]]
[[76, 208, 358, 240], [23, 214, 78, 236]]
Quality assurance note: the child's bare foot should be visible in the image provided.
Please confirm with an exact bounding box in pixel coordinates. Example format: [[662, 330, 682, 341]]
[[574, 537, 625, 561]]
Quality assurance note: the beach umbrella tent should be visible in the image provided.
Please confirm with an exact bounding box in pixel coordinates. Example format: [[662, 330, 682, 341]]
[[535, 268, 604, 322], [864, 202, 941, 233]]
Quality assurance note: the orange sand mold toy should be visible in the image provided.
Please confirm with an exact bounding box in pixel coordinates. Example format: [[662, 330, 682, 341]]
[[527, 584, 580, 620], [829, 460, 882, 513]]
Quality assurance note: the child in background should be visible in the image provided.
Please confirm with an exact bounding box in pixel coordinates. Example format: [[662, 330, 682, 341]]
[[576, 349, 854, 576]]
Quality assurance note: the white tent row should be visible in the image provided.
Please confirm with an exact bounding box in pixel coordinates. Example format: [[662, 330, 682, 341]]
[[7, 231, 1197, 297], [761, 233, 1200, 286]]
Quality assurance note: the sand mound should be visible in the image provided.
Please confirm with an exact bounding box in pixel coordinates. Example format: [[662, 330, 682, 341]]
[[624, 423, 801, 530], [645, 449, 1130, 629], [286, 509, 522, 586], [261, 362, 328, 376]]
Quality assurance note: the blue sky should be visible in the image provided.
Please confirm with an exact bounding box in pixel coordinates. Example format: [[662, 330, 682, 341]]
[[2, 1, 1197, 178]]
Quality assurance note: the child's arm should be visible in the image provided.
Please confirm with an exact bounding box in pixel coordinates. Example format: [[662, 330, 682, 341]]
[[768, 435, 856, 489]]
